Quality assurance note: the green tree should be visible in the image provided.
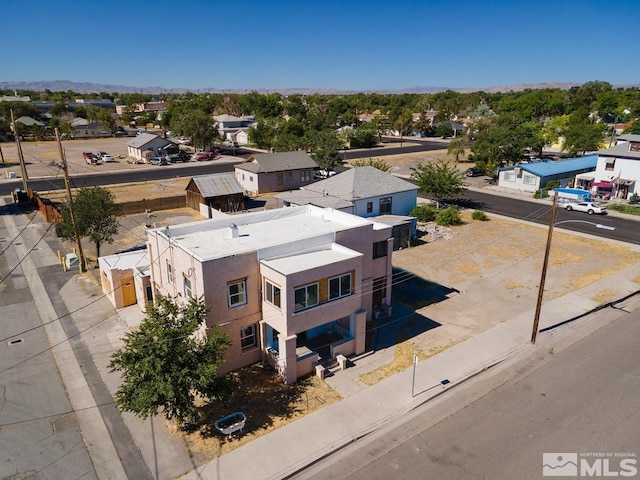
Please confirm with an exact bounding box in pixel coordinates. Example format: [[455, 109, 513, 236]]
[[306, 129, 344, 169], [57, 186, 119, 258], [96, 109, 118, 136], [348, 124, 378, 149], [350, 158, 391, 171], [393, 110, 414, 145], [174, 110, 219, 151], [109, 295, 233, 427], [563, 110, 607, 155], [411, 161, 467, 208], [447, 135, 467, 162]]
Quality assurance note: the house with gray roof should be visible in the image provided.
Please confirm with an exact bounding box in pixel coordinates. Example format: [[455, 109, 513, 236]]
[[497, 155, 599, 193], [214, 114, 255, 144], [235, 151, 318, 195], [186, 173, 245, 215], [589, 134, 640, 200], [276, 166, 419, 218], [126, 133, 177, 162]]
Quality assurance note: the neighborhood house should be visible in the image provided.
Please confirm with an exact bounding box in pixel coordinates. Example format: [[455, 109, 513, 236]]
[[234, 151, 319, 196]]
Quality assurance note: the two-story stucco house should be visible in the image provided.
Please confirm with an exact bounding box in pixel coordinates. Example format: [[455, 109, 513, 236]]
[[146, 205, 394, 383], [234, 151, 318, 196], [589, 134, 640, 200]]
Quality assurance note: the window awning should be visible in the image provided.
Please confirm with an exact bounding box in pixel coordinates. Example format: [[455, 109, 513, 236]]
[[615, 178, 635, 186], [575, 173, 595, 181], [593, 181, 613, 188]]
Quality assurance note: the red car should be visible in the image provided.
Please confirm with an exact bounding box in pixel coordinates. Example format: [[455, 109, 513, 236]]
[[194, 152, 216, 161]]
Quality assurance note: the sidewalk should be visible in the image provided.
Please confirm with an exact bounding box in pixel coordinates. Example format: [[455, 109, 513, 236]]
[[182, 261, 640, 479]]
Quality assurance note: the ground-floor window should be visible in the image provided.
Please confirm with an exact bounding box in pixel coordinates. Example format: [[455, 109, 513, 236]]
[[240, 324, 257, 350]]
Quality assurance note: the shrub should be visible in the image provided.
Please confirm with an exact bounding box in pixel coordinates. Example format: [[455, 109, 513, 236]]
[[436, 206, 462, 226], [630, 193, 639, 205], [534, 189, 549, 199], [472, 210, 488, 221], [409, 204, 438, 222]]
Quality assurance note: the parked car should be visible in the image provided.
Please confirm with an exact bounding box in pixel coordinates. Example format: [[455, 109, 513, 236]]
[[101, 154, 115, 163], [149, 156, 168, 166], [193, 151, 216, 161], [223, 140, 239, 149], [83, 152, 99, 164], [316, 169, 337, 178], [466, 167, 483, 177], [565, 201, 607, 215], [167, 152, 190, 163]]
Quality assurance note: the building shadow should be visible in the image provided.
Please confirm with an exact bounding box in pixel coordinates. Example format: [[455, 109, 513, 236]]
[[392, 267, 459, 310], [370, 302, 440, 351]]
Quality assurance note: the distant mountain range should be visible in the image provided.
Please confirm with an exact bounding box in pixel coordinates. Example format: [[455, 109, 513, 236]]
[[1, 80, 636, 95]]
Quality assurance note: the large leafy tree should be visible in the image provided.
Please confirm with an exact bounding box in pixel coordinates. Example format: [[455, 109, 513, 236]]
[[563, 110, 608, 155], [109, 295, 233, 427], [95, 109, 118, 136], [411, 161, 467, 208], [174, 110, 219, 151], [57, 186, 119, 258], [306, 129, 345, 169]]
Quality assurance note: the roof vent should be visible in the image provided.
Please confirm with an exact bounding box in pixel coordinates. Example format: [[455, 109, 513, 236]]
[[225, 223, 239, 239]]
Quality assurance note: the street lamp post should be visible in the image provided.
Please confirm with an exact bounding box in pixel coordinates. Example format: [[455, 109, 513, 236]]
[[530, 193, 615, 344]]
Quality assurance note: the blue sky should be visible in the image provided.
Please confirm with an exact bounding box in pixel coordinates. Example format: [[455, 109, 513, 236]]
[[4, 0, 639, 91]]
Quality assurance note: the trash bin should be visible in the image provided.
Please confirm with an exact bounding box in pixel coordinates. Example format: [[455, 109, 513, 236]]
[[65, 253, 79, 270], [8, 171, 16, 179]]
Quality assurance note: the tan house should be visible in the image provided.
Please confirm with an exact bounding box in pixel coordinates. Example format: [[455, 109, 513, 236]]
[[234, 151, 318, 196], [146, 205, 394, 383]]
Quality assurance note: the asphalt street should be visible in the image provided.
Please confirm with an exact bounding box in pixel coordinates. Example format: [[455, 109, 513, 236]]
[[296, 305, 640, 480]]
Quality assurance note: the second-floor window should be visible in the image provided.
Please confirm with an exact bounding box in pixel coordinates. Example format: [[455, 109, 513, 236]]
[[265, 280, 281, 308], [605, 159, 615, 171], [373, 241, 387, 259], [301, 170, 311, 182], [228, 279, 247, 308], [367, 202, 373, 213], [166, 260, 173, 284], [329, 273, 351, 300], [277, 173, 284, 186], [184, 276, 193, 298], [294, 283, 318, 311]]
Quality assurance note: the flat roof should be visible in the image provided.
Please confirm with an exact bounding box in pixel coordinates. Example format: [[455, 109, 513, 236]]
[[150, 205, 385, 262], [100, 249, 149, 271], [261, 243, 361, 276]]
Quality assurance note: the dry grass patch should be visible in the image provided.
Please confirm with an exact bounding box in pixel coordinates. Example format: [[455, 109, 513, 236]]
[[633, 273, 640, 284], [172, 363, 341, 463], [591, 289, 617, 305], [507, 282, 524, 290], [359, 340, 426, 386]]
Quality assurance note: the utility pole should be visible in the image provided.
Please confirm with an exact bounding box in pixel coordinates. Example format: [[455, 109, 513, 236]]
[[531, 192, 558, 344], [56, 128, 87, 272], [10, 109, 29, 192]]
